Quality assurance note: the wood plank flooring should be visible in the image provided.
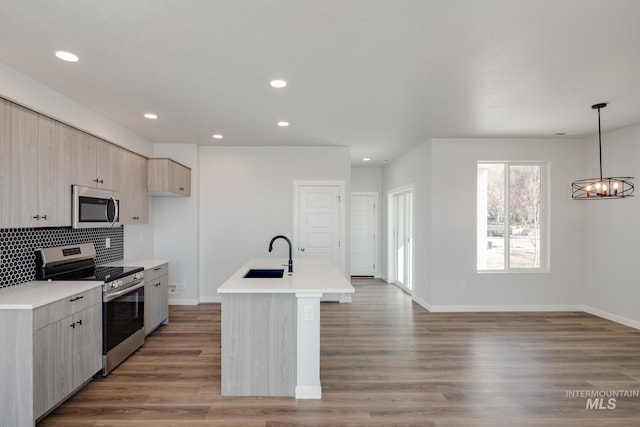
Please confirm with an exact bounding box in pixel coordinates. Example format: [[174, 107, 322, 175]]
[[38, 279, 640, 426]]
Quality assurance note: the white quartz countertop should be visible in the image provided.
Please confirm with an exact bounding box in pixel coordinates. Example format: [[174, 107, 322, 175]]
[[217, 257, 355, 294], [101, 259, 169, 270], [0, 280, 103, 309]]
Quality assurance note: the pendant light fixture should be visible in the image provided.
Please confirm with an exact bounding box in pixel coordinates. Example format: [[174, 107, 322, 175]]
[[571, 103, 634, 199]]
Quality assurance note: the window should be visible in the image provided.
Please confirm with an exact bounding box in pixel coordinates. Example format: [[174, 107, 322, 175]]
[[477, 162, 547, 272]]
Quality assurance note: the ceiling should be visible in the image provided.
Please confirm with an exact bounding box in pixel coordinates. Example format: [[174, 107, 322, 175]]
[[1, 0, 640, 165]]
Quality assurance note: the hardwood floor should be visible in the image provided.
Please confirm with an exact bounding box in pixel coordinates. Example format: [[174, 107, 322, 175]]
[[38, 279, 640, 426]]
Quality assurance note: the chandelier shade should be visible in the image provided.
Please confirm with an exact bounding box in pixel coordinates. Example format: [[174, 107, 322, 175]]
[[570, 103, 634, 200]]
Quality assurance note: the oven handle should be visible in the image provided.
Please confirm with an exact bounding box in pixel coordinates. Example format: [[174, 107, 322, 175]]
[[104, 280, 144, 302]]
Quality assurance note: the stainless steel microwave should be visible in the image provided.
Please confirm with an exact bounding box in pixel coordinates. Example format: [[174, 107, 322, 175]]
[[72, 185, 120, 229]]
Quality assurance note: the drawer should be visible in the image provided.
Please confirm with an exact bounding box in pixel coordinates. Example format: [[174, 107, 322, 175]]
[[34, 287, 102, 329], [145, 263, 168, 282]]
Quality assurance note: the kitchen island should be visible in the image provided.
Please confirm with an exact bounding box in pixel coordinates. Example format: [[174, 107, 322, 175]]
[[217, 257, 354, 399]]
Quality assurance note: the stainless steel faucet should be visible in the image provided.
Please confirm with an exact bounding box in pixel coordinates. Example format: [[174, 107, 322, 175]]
[[268, 235, 293, 273]]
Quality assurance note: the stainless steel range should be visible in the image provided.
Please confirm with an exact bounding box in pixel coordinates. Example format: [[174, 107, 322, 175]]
[[35, 243, 145, 375]]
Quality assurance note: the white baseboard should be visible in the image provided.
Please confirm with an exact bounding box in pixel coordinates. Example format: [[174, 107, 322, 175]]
[[583, 305, 640, 330], [199, 295, 221, 304], [425, 303, 582, 313], [295, 385, 322, 399], [410, 296, 639, 330]]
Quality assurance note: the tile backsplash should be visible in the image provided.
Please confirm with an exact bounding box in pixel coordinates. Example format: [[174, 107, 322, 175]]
[[0, 227, 124, 288]]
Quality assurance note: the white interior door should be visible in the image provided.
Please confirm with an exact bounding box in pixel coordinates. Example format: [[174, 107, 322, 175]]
[[350, 193, 377, 276], [297, 185, 342, 268]]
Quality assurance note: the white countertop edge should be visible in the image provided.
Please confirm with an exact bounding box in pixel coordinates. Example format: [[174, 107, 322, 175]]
[[0, 280, 103, 309], [217, 257, 355, 294], [101, 259, 170, 270]]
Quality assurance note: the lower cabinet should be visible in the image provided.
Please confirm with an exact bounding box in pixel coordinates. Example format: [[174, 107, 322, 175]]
[[34, 303, 102, 418], [0, 286, 102, 427], [144, 263, 169, 335]]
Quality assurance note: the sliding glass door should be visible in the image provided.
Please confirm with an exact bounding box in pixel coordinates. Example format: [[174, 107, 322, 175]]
[[389, 187, 413, 292]]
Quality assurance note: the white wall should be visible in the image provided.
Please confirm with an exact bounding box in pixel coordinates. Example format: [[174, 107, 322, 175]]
[[429, 138, 585, 309], [583, 124, 640, 327], [199, 146, 351, 302], [382, 138, 588, 311], [151, 144, 200, 305], [351, 167, 382, 193]]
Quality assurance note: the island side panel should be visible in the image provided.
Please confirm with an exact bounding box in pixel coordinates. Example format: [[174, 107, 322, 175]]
[[221, 293, 296, 396]]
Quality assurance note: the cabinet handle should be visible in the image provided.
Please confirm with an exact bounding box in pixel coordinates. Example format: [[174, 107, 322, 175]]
[[155, 282, 161, 287], [153, 267, 162, 271], [76, 319, 82, 326], [41, 214, 47, 220], [70, 323, 76, 329], [179, 187, 185, 191], [69, 295, 84, 302], [32, 214, 40, 220]]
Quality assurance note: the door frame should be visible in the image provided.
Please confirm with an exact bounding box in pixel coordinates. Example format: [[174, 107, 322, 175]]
[[387, 184, 415, 294], [293, 180, 347, 275], [350, 191, 380, 278]]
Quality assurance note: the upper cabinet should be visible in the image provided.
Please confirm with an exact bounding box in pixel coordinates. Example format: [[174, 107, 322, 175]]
[[67, 127, 120, 191], [0, 97, 151, 228], [148, 158, 191, 197], [119, 150, 148, 224], [0, 99, 71, 227]]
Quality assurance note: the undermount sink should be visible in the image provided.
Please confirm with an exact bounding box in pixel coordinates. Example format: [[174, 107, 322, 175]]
[[243, 268, 285, 278]]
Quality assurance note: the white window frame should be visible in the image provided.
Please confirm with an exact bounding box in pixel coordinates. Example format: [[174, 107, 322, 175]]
[[477, 161, 549, 273]]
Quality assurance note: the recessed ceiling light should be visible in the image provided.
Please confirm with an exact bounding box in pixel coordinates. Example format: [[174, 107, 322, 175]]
[[212, 134, 223, 139], [144, 113, 158, 119], [55, 51, 79, 62], [362, 158, 371, 162], [277, 121, 290, 127], [270, 79, 287, 88]]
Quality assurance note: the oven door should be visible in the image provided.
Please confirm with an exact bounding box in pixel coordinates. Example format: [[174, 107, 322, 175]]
[[103, 281, 145, 354]]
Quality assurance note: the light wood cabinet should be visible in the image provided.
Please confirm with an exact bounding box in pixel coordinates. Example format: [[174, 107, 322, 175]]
[[0, 286, 102, 426], [148, 158, 191, 196], [0, 100, 71, 227], [144, 263, 169, 335], [34, 303, 101, 418], [119, 150, 148, 224]]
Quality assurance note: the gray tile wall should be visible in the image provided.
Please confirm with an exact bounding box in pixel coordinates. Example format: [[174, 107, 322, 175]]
[[0, 227, 124, 288]]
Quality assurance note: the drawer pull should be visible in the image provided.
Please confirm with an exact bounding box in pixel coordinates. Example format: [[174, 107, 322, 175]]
[[70, 323, 75, 329], [69, 296, 84, 302], [76, 319, 82, 326], [155, 283, 161, 287], [153, 267, 162, 271]]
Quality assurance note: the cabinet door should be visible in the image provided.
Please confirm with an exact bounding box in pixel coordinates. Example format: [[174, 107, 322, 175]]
[[66, 126, 98, 188], [71, 303, 103, 387], [145, 273, 169, 335], [95, 139, 120, 190], [38, 116, 71, 226], [169, 160, 191, 196], [34, 315, 74, 418], [0, 98, 12, 226], [120, 150, 148, 224], [6, 102, 39, 227]]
